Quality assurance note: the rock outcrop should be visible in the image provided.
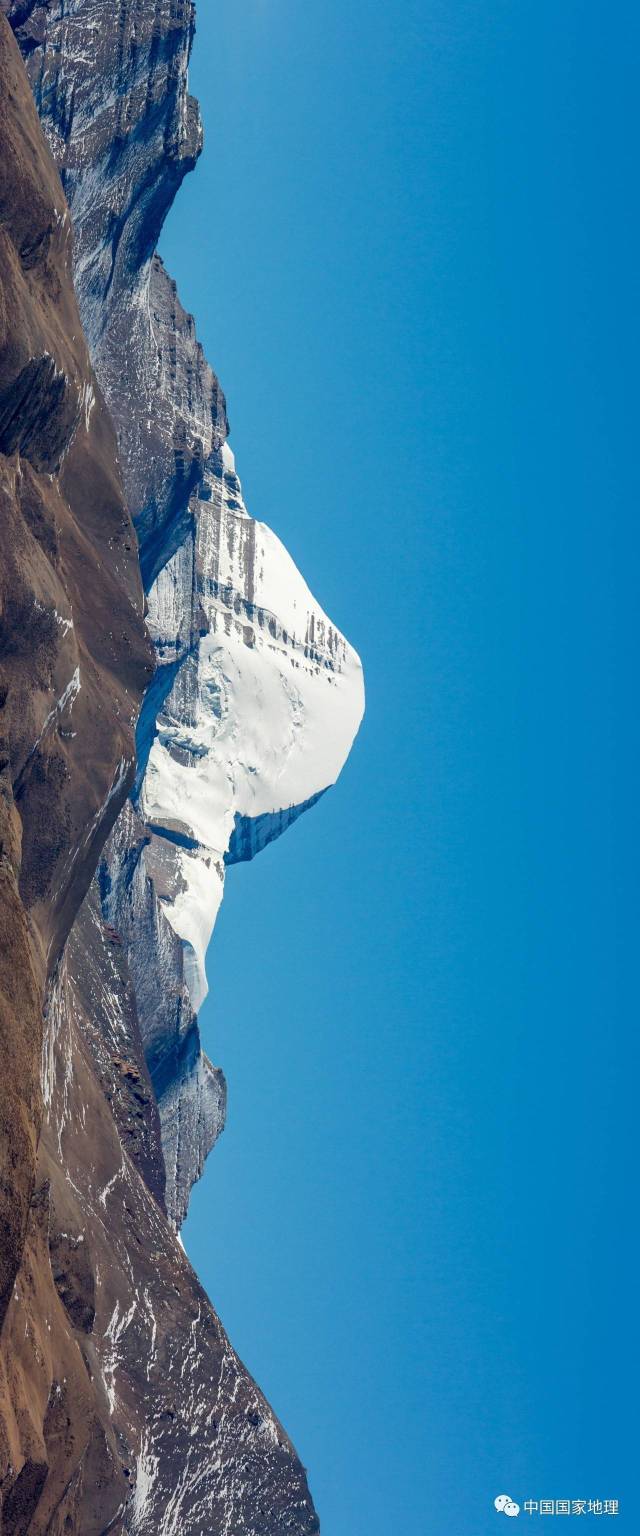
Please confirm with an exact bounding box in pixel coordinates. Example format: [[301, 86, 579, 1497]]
[[4, 0, 228, 585], [4, 0, 363, 1226], [0, 0, 364, 1525], [0, 9, 150, 1517]]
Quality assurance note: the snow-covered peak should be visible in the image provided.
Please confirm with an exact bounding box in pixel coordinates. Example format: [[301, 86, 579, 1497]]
[[138, 442, 364, 1013]]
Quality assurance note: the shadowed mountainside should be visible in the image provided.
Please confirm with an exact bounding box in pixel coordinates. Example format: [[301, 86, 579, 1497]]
[[0, 11, 151, 1522], [0, 0, 363, 1524], [0, 13, 322, 1531]]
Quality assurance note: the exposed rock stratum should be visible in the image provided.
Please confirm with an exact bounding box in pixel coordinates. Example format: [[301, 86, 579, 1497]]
[[0, 0, 363, 1529]]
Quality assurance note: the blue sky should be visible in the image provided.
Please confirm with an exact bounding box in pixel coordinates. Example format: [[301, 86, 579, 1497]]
[[160, 2, 638, 1531]]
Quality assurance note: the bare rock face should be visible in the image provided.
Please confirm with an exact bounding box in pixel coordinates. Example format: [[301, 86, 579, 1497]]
[[26, 898, 320, 1534], [0, 21, 319, 1514], [3, 0, 239, 1227], [0, 15, 151, 963], [0, 8, 150, 1517], [0, 0, 364, 1524], [5, 0, 363, 1231], [3, 0, 228, 584], [98, 798, 227, 1228]]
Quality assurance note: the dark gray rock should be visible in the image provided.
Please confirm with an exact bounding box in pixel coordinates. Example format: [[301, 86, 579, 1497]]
[[1, 1, 325, 1530], [2, 0, 228, 578]]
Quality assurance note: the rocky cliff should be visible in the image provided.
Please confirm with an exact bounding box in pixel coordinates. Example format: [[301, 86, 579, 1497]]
[[0, 11, 151, 1519], [4, 0, 364, 1229], [0, 0, 363, 1527]]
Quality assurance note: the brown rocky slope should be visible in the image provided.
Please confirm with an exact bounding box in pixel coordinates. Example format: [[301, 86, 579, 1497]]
[[0, 12, 321, 1532], [0, 9, 151, 1522]]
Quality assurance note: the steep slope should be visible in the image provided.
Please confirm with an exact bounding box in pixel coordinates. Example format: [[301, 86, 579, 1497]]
[[0, 18, 322, 1527], [0, 0, 364, 1526], [103, 438, 363, 1223], [5, 0, 364, 1224], [0, 10, 151, 1520], [13, 889, 320, 1533], [3, 0, 228, 583]]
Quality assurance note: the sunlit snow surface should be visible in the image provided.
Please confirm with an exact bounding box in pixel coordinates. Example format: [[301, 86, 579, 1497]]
[[136, 442, 364, 1010]]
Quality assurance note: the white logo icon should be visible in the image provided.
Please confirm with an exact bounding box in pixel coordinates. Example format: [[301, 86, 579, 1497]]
[[495, 1494, 520, 1518]]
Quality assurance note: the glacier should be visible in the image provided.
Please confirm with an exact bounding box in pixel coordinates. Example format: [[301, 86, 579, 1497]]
[[99, 433, 364, 1225], [137, 439, 364, 1017]]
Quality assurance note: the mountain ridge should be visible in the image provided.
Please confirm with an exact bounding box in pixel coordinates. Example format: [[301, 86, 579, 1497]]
[[0, 0, 363, 1526]]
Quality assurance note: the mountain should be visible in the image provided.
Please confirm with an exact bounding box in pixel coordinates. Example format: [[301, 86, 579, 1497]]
[[0, 0, 363, 1528]]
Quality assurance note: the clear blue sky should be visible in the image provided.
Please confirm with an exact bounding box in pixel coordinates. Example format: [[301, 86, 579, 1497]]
[[160, 3, 638, 1531]]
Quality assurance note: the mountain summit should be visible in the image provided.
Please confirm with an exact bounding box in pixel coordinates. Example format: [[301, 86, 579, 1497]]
[[0, 0, 363, 1526]]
